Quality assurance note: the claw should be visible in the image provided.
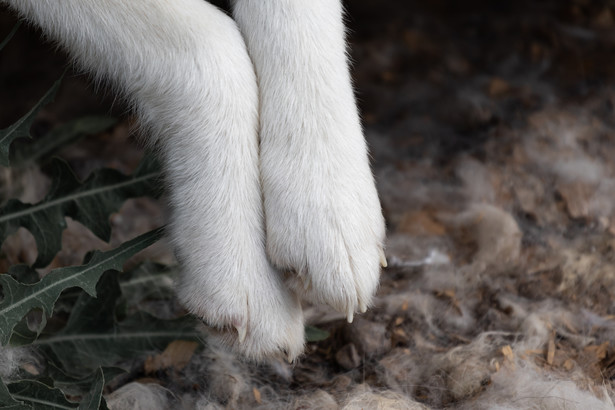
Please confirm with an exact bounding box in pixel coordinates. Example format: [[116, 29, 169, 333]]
[[235, 323, 247, 344], [359, 299, 367, 313], [379, 248, 388, 268], [347, 307, 354, 323]]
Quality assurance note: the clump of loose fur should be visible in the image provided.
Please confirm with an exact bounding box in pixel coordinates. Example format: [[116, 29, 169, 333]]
[[106, 382, 175, 410], [0, 346, 26, 381], [468, 362, 615, 410]]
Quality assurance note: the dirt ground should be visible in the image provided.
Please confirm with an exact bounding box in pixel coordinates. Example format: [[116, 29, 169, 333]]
[[3, 0, 615, 408]]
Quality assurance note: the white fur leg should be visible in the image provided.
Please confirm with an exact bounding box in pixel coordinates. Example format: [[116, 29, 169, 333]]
[[232, 0, 386, 320], [4, 0, 305, 360]]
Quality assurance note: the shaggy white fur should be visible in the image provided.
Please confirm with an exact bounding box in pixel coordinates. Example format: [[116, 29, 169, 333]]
[[1, 0, 385, 360]]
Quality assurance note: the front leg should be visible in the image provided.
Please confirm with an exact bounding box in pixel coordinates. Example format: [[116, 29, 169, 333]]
[[232, 0, 386, 320], [4, 0, 305, 360]]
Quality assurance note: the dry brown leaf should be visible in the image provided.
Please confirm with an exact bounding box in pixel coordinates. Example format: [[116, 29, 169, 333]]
[[488, 77, 511, 97], [593, 8, 614, 28], [435, 289, 462, 315], [584, 342, 609, 361], [144, 340, 199, 374], [557, 181, 594, 220], [546, 334, 556, 365], [399, 210, 446, 236], [501, 345, 514, 362], [530, 42, 543, 61], [563, 359, 575, 371], [253, 387, 262, 404], [391, 327, 410, 346]]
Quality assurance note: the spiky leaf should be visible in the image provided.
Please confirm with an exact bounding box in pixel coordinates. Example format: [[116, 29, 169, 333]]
[[0, 22, 21, 51], [3, 379, 76, 410], [0, 227, 164, 345], [46, 364, 123, 398], [305, 326, 330, 342], [34, 272, 202, 376], [0, 156, 162, 267], [40, 311, 202, 377], [10, 116, 118, 167], [0, 79, 61, 167], [9, 318, 39, 347], [0, 378, 29, 409], [28, 272, 201, 378], [76, 368, 107, 410]]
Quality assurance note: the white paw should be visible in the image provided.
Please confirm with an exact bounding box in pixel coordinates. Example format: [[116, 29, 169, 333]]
[[262, 135, 386, 322], [175, 250, 305, 361], [231, 0, 386, 323]]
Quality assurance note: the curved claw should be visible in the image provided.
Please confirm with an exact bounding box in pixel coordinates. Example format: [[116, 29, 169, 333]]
[[346, 307, 354, 323], [359, 299, 367, 314], [379, 248, 388, 268], [235, 323, 247, 344]]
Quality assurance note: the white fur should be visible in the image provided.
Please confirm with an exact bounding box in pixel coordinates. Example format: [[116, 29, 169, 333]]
[[232, 0, 386, 318], [2, 0, 384, 359]]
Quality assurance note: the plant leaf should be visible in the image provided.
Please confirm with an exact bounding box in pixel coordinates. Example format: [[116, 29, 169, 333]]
[[39, 311, 202, 377], [34, 271, 202, 376], [76, 368, 106, 410], [0, 227, 164, 345], [0, 155, 162, 267], [29, 268, 201, 378], [0, 22, 21, 51], [305, 325, 330, 342], [46, 364, 123, 398], [0, 378, 30, 409], [4, 379, 76, 410], [9, 317, 39, 347], [0, 79, 61, 167], [10, 116, 118, 167]]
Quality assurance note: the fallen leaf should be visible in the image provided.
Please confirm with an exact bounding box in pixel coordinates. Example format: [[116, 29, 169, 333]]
[[399, 210, 446, 236], [488, 77, 511, 97], [253, 387, 262, 404], [546, 334, 556, 365], [144, 340, 199, 374], [584, 341, 609, 361], [557, 181, 594, 219], [563, 359, 575, 371], [501, 345, 514, 362], [593, 8, 614, 28]]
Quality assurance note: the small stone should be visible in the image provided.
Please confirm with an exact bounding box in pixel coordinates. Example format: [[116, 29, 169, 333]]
[[335, 343, 361, 370], [345, 318, 389, 357]]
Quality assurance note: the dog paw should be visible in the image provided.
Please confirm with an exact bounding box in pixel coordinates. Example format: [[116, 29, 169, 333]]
[[175, 248, 305, 361], [262, 141, 386, 322]]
